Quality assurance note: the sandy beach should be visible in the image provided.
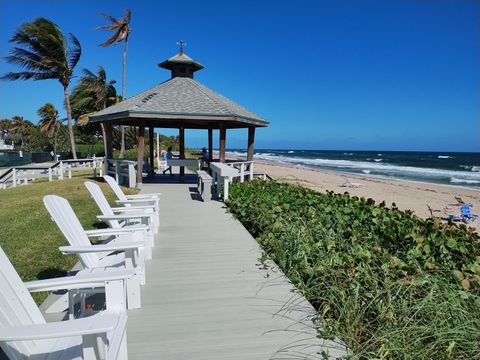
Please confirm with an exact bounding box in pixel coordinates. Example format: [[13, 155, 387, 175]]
[[253, 160, 480, 230]]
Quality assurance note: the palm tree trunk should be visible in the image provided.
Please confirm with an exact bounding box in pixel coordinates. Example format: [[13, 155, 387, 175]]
[[119, 36, 128, 158], [63, 85, 77, 159]]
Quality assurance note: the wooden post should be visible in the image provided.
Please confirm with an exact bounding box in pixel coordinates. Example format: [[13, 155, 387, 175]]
[[219, 125, 226, 163], [104, 122, 113, 174], [149, 126, 154, 176], [208, 127, 213, 162], [179, 127, 185, 176], [136, 122, 145, 186], [247, 126, 255, 161]]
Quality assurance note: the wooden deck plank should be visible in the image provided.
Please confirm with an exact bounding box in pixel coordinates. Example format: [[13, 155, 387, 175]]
[[127, 183, 347, 359]]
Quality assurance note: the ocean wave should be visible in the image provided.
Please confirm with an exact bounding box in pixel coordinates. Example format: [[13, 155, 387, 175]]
[[343, 152, 354, 155], [450, 177, 480, 184], [374, 159, 382, 162], [377, 153, 382, 156], [472, 166, 480, 172], [362, 170, 371, 174], [288, 150, 294, 154], [252, 153, 480, 183], [438, 155, 452, 159]]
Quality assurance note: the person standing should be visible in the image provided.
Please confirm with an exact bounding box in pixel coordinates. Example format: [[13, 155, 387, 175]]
[[162, 146, 175, 175]]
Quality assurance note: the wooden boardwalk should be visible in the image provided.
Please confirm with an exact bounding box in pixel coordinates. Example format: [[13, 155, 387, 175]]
[[126, 182, 347, 359]]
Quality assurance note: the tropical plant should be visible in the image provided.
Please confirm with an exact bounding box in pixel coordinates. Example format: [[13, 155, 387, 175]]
[[96, 8, 132, 157], [70, 66, 117, 155], [37, 103, 61, 155], [1, 17, 81, 158], [10, 115, 33, 149], [227, 181, 480, 359]]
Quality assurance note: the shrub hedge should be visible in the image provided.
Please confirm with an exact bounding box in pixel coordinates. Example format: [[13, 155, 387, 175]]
[[227, 180, 480, 359]]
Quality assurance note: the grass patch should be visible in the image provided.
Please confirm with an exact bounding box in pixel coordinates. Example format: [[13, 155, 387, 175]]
[[0, 174, 138, 304], [227, 180, 480, 359]]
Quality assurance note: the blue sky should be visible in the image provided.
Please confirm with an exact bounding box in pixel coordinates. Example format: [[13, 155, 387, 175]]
[[0, 0, 479, 152]]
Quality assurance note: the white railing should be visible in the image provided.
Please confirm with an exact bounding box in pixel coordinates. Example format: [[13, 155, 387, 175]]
[[58, 158, 104, 180], [226, 161, 254, 183], [0, 158, 104, 190], [107, 159, 137, 188]]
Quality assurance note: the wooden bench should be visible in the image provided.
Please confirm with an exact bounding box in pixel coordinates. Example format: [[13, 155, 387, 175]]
[[197, 170, 213, 202]]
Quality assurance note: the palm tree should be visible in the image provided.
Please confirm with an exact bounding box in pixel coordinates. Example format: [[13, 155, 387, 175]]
[[10, 115, 33, 149], [96, 9, 131, 158], [70, 66, 117, 155], [1, 17, 81, 159], [37, 103, 61, 155]]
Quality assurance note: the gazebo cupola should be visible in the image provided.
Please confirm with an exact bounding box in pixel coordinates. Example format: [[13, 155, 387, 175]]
[[158, 41, 204, 79]]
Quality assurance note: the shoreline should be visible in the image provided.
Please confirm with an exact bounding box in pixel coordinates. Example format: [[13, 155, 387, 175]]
[[263, 160, 480, 192], [249, 158, 480, 231]]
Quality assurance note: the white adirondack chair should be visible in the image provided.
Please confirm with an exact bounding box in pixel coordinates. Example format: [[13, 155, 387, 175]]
[[103, 175, 160, 232], [85, 181, 155, 260], [0, 245, 131, 360], [43, 195, 146, 309]]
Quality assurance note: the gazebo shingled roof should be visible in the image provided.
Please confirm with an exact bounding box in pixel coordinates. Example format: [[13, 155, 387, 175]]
[[92, 47, 267, 185], [89, 76, 268, 128]]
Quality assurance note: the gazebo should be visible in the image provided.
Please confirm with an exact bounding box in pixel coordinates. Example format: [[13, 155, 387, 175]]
[[90, 45, 269, 185]]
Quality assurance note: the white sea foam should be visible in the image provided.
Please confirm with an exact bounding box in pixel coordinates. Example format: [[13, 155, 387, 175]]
[[251, 153, 480, 184], [288, 150, 294, 153], [362, 170, 371, 174], [472, 166, 480, 172], [374, 159, 382, 162], [450, 177, 480, 184], [438, 155, 452, 159], [377, 153, 382, 156]]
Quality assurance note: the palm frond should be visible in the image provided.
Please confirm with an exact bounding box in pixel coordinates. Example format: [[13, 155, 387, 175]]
[[68, 33, 82, 71], [99, 29, 123, 47], [99, 13, 120, 25], [0, 71, 57, 81], [76, 112, 96, 126], [124, 9, 132, 23], [95, 24, 118, 31]]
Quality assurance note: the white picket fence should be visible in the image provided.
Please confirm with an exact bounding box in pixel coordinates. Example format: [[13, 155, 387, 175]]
[[0, 158, 104, 190]]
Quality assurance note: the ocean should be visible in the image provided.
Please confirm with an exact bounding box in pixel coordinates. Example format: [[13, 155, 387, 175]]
[[227, 150, 480, 190]]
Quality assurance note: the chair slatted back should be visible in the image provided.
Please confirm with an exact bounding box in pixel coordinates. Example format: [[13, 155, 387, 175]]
[[85, 181, 121, 228], [104, 175, 128, 202], [0, 245, 51, 358], [43, 195, 99, 268]]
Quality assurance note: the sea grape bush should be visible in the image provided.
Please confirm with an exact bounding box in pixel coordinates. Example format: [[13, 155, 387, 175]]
[[227, 180, 480, 359]]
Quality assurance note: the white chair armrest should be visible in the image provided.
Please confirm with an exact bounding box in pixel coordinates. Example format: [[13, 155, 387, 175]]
[[59, 241, 145, 254], [116, 199, 157, 205], [111, 206, 156, 212], [126, 193, 160, 199], [85, 227, 148, 237], [25, 270, 135, 292], [0, 311, 122, 341], [97, 214, 150, 221]]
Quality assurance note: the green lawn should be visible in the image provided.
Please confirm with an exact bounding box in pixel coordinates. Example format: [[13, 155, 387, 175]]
[[0, 173, 138, 303]]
